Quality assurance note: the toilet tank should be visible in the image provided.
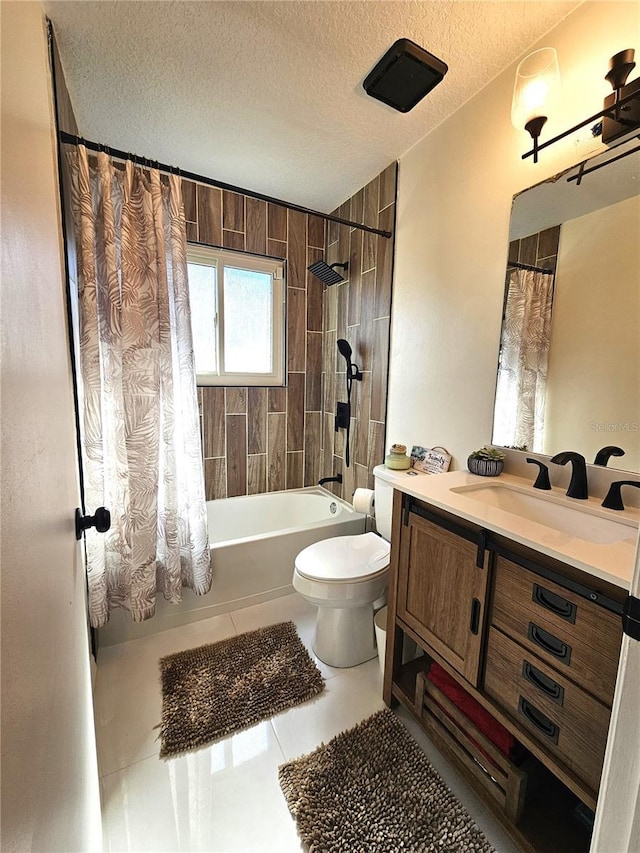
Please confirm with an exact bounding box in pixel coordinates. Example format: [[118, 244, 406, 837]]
[[373, 471, 394, 541]]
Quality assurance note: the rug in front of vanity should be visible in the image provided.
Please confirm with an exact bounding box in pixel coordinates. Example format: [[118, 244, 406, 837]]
[[159, 621, 324, 757], [279, 708, 495, 853]]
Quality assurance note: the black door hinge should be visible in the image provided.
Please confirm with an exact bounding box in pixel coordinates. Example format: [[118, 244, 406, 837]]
[[476, 529, 488, 568], [622, 595, 640, 641], [402, 494, 411, 527]]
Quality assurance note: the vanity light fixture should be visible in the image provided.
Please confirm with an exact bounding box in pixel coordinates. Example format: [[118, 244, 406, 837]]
[[602, 49, 640, 144], [512, 48, 561, 163], [517, 47, 640, 162]]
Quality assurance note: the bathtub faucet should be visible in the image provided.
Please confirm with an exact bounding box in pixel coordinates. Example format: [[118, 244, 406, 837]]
[[319, 474, 343, 487]]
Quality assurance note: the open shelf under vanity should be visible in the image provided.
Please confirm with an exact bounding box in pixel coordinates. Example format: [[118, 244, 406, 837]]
[[392, 651, 592, 853]]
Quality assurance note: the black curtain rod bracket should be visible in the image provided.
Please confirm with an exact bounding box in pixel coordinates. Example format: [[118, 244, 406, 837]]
[[59, 132, 392, 239]]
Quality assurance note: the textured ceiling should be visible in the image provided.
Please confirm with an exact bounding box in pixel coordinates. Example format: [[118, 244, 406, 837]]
[[45, 1, 581, 212]]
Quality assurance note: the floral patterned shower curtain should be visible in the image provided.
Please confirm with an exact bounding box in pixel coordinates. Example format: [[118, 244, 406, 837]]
[[493, 266, 555, 452], [68, 146, 211, 628]]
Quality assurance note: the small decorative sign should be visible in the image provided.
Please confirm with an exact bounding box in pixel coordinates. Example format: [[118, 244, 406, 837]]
[[410, 445, 451, 475]]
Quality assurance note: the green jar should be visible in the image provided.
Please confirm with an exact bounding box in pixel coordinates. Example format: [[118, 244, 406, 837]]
[[385, 443, 411, 470]]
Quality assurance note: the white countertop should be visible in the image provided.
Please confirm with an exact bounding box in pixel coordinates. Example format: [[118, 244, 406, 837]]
[[374, 466, 639, 591]]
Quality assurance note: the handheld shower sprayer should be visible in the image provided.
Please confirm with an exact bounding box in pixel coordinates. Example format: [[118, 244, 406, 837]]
[[337, 338, 363, 381], [337, 337, 352, 360], [335, 339, 362, 468]]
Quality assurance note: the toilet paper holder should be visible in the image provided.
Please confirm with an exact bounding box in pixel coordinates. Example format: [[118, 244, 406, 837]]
[[353, 487, 375, 516]]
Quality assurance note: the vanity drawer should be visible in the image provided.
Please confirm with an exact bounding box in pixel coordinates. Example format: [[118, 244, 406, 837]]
[[484, 627, 611, 793], [491, 556, 621, 705]]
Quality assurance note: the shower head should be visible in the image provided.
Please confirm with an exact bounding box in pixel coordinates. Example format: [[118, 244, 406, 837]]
[[307, 260, 348, 286]]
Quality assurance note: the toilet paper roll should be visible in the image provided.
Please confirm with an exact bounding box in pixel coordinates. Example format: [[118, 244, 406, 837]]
[[353, 487, 375, 516]]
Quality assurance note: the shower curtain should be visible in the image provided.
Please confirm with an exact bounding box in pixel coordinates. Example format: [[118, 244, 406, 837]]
[[493, 266, 555, 452], [68, 146, 211, 628]]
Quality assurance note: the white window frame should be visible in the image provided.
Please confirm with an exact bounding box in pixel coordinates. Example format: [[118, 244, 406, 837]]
[[187, 244, 286, 387]]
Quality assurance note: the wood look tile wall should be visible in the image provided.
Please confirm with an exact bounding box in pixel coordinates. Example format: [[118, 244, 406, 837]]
[[508, 226, 560, 275], [184, 179, 326, 499], [185, 162, 396, 501], [321, 163, 398, 499]]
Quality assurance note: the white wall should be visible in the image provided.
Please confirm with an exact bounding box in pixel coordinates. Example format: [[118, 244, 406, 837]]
[[389, 1, 640, 470], [0, 3, 102, 850], [389, 6, 640, 845], [545, 196, 640, 469]]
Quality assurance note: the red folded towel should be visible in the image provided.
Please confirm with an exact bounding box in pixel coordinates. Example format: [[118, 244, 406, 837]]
[[426, 662, 515, 758]]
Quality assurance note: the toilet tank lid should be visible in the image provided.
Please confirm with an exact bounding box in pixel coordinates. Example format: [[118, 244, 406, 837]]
[[295, 532, 390, 582]]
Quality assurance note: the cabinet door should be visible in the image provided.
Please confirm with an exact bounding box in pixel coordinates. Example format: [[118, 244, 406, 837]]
[[397, 508, 489, 686]]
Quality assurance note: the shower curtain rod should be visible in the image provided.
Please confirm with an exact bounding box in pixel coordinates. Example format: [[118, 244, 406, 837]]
[[510, 260, 554, 275], [58, 131, 392, 239]]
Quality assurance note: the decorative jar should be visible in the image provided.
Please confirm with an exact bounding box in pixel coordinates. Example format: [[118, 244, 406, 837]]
[[385, 443, 411, 470]]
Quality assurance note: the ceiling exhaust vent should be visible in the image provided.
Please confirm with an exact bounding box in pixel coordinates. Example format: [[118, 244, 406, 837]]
[[363, 38, 448, 113]]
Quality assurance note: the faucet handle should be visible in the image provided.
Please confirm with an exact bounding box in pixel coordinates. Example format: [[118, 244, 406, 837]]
[[526, 458, 551, 490], [602, 480, 640, 511]]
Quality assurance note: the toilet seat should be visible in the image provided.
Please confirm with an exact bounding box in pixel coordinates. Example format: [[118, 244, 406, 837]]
[[295, 532, 390, 583]]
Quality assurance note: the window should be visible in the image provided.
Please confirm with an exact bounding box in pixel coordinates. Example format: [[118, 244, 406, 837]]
[[186, 245, 285, 386]]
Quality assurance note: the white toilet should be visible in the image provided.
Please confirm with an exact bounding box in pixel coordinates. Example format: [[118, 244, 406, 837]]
[[293, 471, 394, 667]]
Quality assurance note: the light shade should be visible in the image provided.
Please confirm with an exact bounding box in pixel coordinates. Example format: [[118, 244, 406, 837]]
[[512, 48, 561, 131]]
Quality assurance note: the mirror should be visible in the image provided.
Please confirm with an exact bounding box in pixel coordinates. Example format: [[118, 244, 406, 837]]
[[492, 136, 640, 473]]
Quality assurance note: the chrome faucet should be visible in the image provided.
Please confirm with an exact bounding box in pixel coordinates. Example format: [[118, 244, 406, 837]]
[[550, 451, 588, 500]]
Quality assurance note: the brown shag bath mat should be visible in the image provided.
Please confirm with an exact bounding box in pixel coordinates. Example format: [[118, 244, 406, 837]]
[[159, 621, 324, 757], [279, 709, 495, 853]]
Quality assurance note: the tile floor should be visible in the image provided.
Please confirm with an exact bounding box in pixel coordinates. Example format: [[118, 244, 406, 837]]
[[95, 593, 521, 852]]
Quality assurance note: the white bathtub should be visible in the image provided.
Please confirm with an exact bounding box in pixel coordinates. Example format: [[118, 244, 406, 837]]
[[205, 487, 365, 609], [98, 487, 365, 645]]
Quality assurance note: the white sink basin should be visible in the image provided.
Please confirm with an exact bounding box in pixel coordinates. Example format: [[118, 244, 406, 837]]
[[450, 482, 638, 545]]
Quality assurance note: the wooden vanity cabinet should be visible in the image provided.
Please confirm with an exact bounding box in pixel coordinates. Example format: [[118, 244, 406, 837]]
[[395, 491, 490, 686], [384, 488, 627, 849]]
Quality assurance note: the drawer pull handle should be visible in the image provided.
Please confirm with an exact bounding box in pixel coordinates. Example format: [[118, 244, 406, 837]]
[[518, 696, 559, 744], [523, 660, 565, 705], [528, 622, 572, 665], [533, 584, 576, 624], [469, 598, 481, 635]]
